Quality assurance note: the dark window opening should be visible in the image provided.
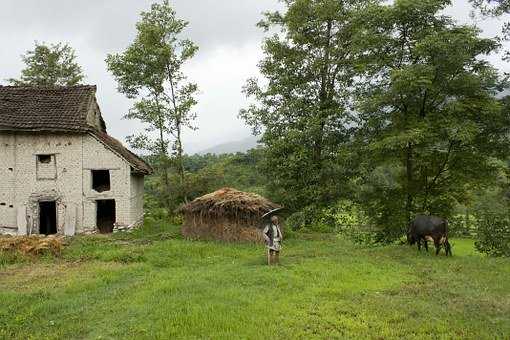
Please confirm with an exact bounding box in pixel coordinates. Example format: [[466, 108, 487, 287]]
[[9, 205, 13, 208], [38, 155, 52, 164], [8, 167, 13, 171], [96, 199, 116, 234], [92, 170, 111, 192], [0, 203, 5, 206], [39, 201, 57, 235]]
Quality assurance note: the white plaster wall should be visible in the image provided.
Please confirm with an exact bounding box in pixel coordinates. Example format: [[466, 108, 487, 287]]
[[0, 133, 17, 230], [85, 101, 105, 132], [130, 174, 145, 224], [1, 133, 84, 234], [0, 132, 146, 235], [81, 134, 133, 232]]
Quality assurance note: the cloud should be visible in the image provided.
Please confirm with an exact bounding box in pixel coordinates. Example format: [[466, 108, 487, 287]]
[[0, 0, 508, 154], [0, 0, 281, 154]]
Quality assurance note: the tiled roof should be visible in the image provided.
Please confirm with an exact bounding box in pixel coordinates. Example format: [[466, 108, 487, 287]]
[[91, 131, 153, 175], [0, 85, 153, 175], [0, 85, 96, 132]]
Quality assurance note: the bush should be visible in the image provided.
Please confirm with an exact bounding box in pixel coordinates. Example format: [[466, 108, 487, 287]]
[[472, 186, 510, 257], [449, 214, 477, 238], [475, 212, 510, 257], [285, 201, 378, 245], [286, 205, 330, 232]]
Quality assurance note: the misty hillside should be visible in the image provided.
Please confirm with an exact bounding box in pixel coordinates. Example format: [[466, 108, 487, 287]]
[[197, 136, 260, 155]]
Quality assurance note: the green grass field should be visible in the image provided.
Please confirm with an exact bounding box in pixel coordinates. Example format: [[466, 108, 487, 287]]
[[1, 222, 509, 339]]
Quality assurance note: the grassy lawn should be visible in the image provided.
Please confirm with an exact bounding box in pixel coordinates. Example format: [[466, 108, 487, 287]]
[[0, 222, 509, 340]]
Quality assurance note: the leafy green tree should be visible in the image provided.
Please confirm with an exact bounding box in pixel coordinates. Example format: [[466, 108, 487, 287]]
[[240, 0, 367, 210], [354, 0, 510, 237], [144, 149, 269, 213], [9, 42, 84, 86], [107, 0, 198, 204]]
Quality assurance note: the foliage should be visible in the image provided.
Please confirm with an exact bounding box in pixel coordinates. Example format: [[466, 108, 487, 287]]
[[1, 227, 509, 338], [353, 0, 510, 239], [475, 213, 510, 256], [107, 0, 198, 205], [237, 0, 510, 244], [473, 185, 510, 256], [285, 205, 327, 232], [240, 0, 367, 210], [356, 165, 408, 242], [470, 0, 510, 60], [144, 149, 269, 214], [285, 200, 378, 244], [448, 214, 477, 238], [8, 42, 84, 86], [470, 0, 510, 16]]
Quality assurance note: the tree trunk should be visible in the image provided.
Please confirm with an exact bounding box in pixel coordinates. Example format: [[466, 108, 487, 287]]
[[405, 143, 414, 223], [158, 125, 171, 209], [167, 68, 188, 203], [176, 118, 187, 202], [314, 19, 333, 202]]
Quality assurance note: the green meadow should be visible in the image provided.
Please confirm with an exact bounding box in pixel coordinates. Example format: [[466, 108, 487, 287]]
[[1, 222, 509, 340]]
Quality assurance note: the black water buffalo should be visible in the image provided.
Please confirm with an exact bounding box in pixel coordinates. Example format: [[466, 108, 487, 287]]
[[407, 215, 452, 256]]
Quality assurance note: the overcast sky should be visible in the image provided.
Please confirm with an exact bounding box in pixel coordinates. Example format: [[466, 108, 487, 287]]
[[0, 1, 508, 154]]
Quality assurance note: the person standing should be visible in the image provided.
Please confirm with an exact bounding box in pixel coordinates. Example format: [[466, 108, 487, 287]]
[[263, 215, 283, 265]]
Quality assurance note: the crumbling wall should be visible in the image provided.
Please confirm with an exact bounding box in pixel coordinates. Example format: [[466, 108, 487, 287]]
[[81, 134, 133, 231], [0, 133, 84, 235], [26, 190, 64, 234], [15, 133, 83, 235], [0, 131, 145, 236], [129, 174, 145, 225], [0, 133, 16, 230]]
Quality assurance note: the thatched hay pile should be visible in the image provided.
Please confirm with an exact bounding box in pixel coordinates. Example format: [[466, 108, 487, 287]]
[[0, 235, 65, 256], [178, 187, 281, 242]]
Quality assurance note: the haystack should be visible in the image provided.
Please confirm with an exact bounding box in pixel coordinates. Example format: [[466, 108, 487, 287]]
[[178, 187, 281, 242], [0, 235, 65, 256]]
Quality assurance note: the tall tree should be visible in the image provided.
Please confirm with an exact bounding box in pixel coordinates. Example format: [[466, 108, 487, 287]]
[[9, 42, 84, 86], [106, 0, 198, 204], [240, 0, 367, 210], [354, 0, 510, 237]]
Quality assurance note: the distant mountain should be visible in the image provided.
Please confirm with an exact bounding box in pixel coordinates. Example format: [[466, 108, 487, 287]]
[[197, 136, 260, 155]]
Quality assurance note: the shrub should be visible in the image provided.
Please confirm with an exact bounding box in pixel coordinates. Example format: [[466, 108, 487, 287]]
[[475, 212, 510, 257], [448, 214, 477, 238], [285, 201, 378, 245], [471, 186, 510, 257], [286, 205, 329, 232]]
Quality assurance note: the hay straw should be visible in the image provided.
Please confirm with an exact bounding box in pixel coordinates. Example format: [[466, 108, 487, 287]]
[[0, 235, 64, 256], [178, 188, 281, 243], [182, 217, 265, 243], [178, 187, 280, 221]]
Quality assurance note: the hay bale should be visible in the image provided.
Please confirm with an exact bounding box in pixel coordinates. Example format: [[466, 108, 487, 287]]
[[0, 235, 65, 256], [178, 188, 281, 243]]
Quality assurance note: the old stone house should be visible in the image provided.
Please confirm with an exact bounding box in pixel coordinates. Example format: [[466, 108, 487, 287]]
[[0, 85, 152, 236]]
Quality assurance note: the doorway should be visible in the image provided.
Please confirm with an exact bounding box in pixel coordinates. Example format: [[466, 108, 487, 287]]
[[96, 199, 116, 233], [39, 201, 57, 235]]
